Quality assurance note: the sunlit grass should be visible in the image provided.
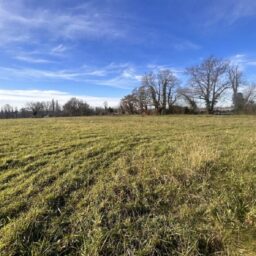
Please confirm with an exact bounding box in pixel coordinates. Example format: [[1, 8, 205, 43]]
[[0, 116, 255, 255]]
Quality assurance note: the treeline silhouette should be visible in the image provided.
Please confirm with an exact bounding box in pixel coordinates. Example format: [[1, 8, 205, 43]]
[[1, 56, 256, 119], [120, 56, 256, 115], [0, 98, 117, 119]]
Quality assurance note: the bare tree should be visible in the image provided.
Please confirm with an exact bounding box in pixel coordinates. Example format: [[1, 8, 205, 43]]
[[120, 86, 152, 115], [243, 84, 256, 104], [132, 86, 150, 114], [228, 65, 243, 111], [63, 98, 91, 116], [48, 99, 57, 115], [238, 84, 256, 113], [103, 101, 108, 113], [26, 102, 45, 117], [186, 56, 230, 114], [0, 104, 14, 118], [142, 69, 179, 114], [178, 88, 198, 113], [142, 72, 160, 112], [166, 73, 179, 112], [55, 100, 61, 116], [120, 94, 139, 114]]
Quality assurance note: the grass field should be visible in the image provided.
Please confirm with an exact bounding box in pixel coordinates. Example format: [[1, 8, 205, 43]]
[[0, 116, 255, 255]]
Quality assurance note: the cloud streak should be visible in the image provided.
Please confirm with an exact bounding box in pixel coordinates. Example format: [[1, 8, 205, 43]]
[[229, 54, 256, 69], [0, 62, 142, 89], [0, 1, 126, 46], [0, 89, 120, 108], [14, 55, 54, 64], [204, 0, 256, 26]]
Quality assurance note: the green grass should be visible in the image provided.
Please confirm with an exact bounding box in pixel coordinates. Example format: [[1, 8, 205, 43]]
[[0, 116, 255, 255]]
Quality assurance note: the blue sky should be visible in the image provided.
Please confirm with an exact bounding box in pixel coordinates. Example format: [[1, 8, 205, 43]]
[[0, 0, 256, 107]]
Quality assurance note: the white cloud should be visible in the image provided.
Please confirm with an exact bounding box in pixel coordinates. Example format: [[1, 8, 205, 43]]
[[89, 76, 138, 89], [229, 54, 256, 69], [51, 44, 68, 54], [0, 89, 120, 108], [15, 55, 53, 64], [121, 67, 142, 81], [0, 67, 83, 81], [227, 0, 256, 23], [205, 0, 256, 26], [0, 62, 142, 89], [0, 1, 126, 47], [173, 40, 201, 51], [146, 64, 184, 78]]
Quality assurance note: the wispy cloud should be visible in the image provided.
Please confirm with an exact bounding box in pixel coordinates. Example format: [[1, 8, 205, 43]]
[[0, 1, 202, 54], [172, 40, 201, 51], [146, 64, 184, 79], [0, 62, 142, 89], [14, 55, 54, 64], [51, 44, 68, 55], [0, 1, 126, 47], [0, 67, 82, 81], [229, 54, 256, 69], [226, 0, 256, 24], [81, 65, 143, 89], [204, 0, 256, 26], [0, 89, 120, 108]]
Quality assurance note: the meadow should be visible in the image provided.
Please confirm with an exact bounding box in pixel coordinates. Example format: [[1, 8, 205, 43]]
[[0, 116, 255, 255]]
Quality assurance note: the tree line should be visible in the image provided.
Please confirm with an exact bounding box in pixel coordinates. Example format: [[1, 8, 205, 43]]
[[1, 56, 256, 119], [120, 56, 256, 115], [0, 98, 116, 119]]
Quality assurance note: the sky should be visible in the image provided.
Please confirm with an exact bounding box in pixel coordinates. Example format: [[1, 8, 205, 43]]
[[0, 0, 256, 108]]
